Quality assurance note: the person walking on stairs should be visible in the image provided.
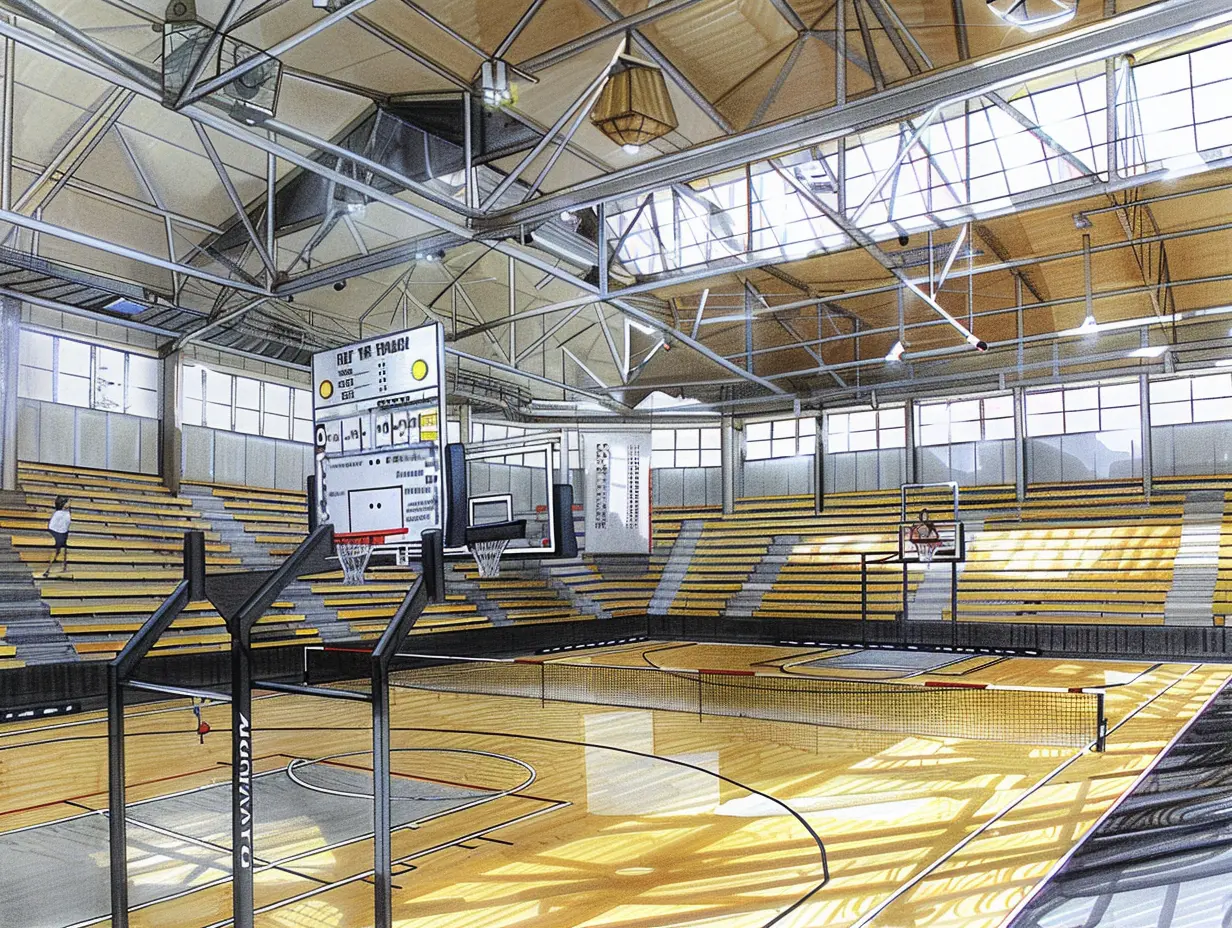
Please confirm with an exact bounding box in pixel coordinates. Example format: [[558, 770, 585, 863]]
[[43, 496, 71, 578]]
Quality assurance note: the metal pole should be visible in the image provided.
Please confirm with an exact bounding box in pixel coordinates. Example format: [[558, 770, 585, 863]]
[[950, 559, 958, 648], [1, 30, 13, 211], [107, 665, 128, 928], [860, 553, 868, 629], [231, 635, 254, 928], [371, 657, 392, 928], [462, 90, 474, 210], [1095, 692, 1107, 752]]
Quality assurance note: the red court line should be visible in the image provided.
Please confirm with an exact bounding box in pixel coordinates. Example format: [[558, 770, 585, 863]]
[[924, 680, 986, 689]]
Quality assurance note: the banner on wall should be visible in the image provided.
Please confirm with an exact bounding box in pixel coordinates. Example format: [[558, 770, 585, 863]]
[[581, 430, 651, 554]]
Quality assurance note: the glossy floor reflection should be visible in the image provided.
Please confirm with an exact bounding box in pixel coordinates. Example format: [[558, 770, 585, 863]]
[[1, 645, 1226, 928]]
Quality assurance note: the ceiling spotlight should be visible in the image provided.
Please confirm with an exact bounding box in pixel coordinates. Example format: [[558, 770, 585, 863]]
[[559, 210, 575, 223], [621, 143, 641, 155], [333, 280, 347, 292], [897, 233, 910, 247], [1128, 345, 1169, 358], [965, 333, 988, 351], [1073, 213, 1093, 229], [885, 340, 905, 362]]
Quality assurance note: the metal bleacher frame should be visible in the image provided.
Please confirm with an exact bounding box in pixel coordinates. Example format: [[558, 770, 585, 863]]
[[106, 525, 446, 928]]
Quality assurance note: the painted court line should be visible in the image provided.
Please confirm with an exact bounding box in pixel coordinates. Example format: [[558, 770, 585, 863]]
[[847, 664, 1201, 928]]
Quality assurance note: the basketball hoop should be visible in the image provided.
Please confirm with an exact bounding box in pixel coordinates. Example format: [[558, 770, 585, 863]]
[[472, 538, 509, 578], [465, 520, 527, 580], [334, 529, 408, 585], [913, 539, 942, 564]]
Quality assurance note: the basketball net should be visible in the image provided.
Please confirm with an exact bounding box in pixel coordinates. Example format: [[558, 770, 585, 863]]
[[337, 542, 373, 585], [472, 539, 509, 578]]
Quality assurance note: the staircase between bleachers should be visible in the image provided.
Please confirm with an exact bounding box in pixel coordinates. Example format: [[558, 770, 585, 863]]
[[1164, 492, 1222, 626], [544, 560, 614, 621], [910, 519, 983, 622], [0, 501, 74, 664], [649, 519, 704, 613], [726, 535, 800, 618], [181, 485, 281, 567]]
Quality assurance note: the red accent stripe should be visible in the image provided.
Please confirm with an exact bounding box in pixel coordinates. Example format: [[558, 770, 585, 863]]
[[322, 646, 375, 654], [700, 668, 755, 676], [924, 680, 986, 689], [514, 657, 544, 664]]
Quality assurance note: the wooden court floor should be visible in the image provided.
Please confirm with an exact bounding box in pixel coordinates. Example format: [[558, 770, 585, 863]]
[[1, 642, 1228, 928]]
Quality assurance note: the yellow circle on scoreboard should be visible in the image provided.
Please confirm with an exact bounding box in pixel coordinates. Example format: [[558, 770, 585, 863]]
[[318, 380, 334, 399], [411, 359, 429, 381]]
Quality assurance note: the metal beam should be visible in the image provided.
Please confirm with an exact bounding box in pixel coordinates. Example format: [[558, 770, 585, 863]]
[[179, 0, 382, 107], [0, 206, 269, 295], [192, 122, 277, 279], [479, 0, 1232, 231], [517, 0, 709, 72]]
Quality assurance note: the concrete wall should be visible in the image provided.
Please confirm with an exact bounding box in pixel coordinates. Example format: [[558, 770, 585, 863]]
[[1152, 420, 1232, 476], [742, 455, 814, 498], [917, 440, 1015, 486], [823, 448, 906, 493], [17, 397, 159, 474], [1025, 429, 1142, 483], [182, 424, 314, 491], [651, 466, 722, 508]]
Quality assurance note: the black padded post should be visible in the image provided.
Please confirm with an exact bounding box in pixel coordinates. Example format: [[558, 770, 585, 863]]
[[421, 528, 445, 603], [183, 530, 206, 600], [444, 442, 468, 548], [306, 474, 318, 533], [552, 483, 579, 558]]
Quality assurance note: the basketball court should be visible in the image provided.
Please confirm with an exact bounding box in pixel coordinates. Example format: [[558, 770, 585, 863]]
[[3, 641, 1226, 928]]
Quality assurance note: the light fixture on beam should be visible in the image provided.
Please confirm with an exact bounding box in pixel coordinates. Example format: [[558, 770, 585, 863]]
[[1128, 345, 1169, 358], [590, 51, 678, 154], [885, 340, 905, 362], [986, 0, 1076, 33]]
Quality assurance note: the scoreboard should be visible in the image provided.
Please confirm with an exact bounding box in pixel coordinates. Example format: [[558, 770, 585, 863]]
[[311, 322, 447, 552]]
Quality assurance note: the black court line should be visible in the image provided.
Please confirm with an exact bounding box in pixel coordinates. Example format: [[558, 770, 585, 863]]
[[254, 723, 830, 928]]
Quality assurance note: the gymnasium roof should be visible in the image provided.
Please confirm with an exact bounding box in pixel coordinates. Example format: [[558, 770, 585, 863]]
[[3, 0, 1232, 417]]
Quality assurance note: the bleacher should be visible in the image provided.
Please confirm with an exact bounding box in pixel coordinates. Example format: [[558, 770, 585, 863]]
[[7, 463, 319, 660], [956, 487, 1184, 624], [1217, 494, 1232, 626], [5, 461, 1230, 663]]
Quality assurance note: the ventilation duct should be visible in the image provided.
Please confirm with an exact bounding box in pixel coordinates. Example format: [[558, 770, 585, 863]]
[[208, 94, 540, 256]]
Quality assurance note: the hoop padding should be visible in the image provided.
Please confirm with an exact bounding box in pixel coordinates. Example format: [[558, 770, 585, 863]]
[[472, 538, 509, 578], [337, 542, 373, 585]]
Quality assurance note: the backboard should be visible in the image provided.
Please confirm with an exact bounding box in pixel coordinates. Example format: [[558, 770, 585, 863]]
[[898, 520, 965, 563], [460, 440, 557, 556]]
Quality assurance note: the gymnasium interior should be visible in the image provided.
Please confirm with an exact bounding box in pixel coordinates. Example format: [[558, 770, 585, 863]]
[[3, 1, 1232, 926]]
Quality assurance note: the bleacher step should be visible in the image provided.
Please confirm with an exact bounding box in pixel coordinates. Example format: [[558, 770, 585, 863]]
[[727, 535, 800, 617], [1164, 494, 1222, 626], [649, 520, 703, 614]]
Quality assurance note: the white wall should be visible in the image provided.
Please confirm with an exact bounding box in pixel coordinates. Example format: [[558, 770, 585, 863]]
[[17, 397, 159, 474], [1025, 429, 1142, 483], [743, 455, 814, 498], [917, 440, 1015, 486], [824, 448, 906, 493], [651, 466, 722, 508], [182, 424, 314, 491], [1152, 421, 1232, 476]]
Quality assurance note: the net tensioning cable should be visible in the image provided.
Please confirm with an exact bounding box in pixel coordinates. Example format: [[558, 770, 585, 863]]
[[324, 652, 1106, 749]]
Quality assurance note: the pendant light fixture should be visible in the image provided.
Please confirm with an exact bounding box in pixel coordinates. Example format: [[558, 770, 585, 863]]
[[590, 41, 678, 154]]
